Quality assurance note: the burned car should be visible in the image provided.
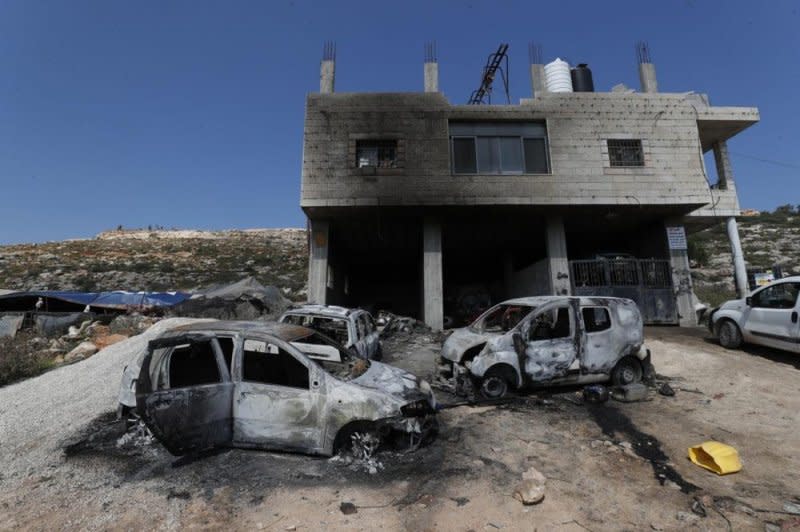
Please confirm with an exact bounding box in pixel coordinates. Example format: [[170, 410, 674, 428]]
[[129, 321, 436, 456], [440, 296, 652, 398], [279, 305, 382, 360]]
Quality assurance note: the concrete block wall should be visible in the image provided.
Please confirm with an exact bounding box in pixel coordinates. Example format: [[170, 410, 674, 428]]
[[301, 91, 754, 212]]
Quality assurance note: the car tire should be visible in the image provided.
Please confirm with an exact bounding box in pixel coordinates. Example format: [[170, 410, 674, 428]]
[[717, 319, 743, 349], [611, 356, 643, 386], [479, 366, 514, 399]]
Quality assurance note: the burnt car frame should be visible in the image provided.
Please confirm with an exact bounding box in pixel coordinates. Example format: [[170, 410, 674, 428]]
[[440, 296, 652, 398], [279, 305, 382, 360], [134, 321, 436, 456]]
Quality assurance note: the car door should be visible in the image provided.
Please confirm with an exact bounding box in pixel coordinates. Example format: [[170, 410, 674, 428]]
[[743, 282, 800, 352], [232, 336, 326, 453], [519, 302, 578, 382], [579, 306, 618, 373], [136, 334, 234, 455]]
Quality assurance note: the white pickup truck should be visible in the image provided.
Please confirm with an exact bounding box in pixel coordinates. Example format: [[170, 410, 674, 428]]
[[709, 276, 800, 353]]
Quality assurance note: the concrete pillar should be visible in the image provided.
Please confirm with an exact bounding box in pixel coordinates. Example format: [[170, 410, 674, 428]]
[[712, 140, 734, 189], [308, 219, 329, 304], [638, 63, 658, 93], [424, 62, 438, 92], [545, 216, 571, 295], [666, 225, 697, 326], [531, 64, 547, 98], [422, 218, 443, 331], [727, 217, 749, 297], [320, 60, 335, 94]]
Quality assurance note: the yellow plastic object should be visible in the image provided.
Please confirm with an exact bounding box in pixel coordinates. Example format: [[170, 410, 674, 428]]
[[688, 441, 742, 475]]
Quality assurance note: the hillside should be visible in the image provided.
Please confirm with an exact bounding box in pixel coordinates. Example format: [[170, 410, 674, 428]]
[[0, 228, 309, 300]]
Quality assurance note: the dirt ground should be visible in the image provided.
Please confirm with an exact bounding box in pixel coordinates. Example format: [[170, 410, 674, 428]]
[[1, 325, 799, 531]]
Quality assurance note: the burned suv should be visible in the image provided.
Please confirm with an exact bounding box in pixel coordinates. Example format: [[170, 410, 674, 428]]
[[133, 321, 436, 456], [279, 305, 382, 360], [440, 296, 652, 398]]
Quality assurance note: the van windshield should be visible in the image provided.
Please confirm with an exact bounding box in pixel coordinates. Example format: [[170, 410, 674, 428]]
[[472, 304, 535, 333]]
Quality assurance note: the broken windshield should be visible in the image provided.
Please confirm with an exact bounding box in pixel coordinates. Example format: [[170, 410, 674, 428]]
[[289, 330, 368, 380], [282, 314, 350, 345], [472, 304, 535, 333]]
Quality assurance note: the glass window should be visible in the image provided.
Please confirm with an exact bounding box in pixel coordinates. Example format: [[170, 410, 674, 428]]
[[582, 307, 611, 333], [523, 138, 549, 174], [452, 137, 477, 173], [476, 137, 500, 174], [608, 139, 644, 167], [498, 137, 523, 173], [356, 140, 397, 168], [752, 283, 800, 309], [242, 339, 309, 389]]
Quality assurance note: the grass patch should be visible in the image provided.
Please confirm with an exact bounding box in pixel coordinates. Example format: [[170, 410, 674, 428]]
[[0, 331, 58, 387]]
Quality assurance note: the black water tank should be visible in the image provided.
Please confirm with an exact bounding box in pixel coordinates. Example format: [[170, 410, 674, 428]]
[[571, 63, 594, 92]]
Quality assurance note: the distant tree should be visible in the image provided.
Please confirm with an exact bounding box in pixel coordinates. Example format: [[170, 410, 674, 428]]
[[687, 236, 710, 267], [775, 204, 795, 215]]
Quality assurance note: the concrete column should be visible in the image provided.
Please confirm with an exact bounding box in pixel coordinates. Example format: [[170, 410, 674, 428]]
[[424, 62, 438, 92], [545, 216, 571, 295], [308, 219, 329, 304], [422, 218, 443, 331], [666, 225, 697, 326], [727, 217, 749, 297], [712, 140, 734, 189], [320, 60, 335, 94], [638, 63, 658, 93], [531, 64, 547, 98]]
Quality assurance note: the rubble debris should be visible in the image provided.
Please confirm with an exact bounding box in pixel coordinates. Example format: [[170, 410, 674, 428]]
[[583, 384, 609, 404], [783, 502, 800, 515], [611, 383, 649, 402], [513, 466, 546, 505], [379, 312, 430, 338], [688, 441, 742, 475], [339, 502, 357, 515], [658, 383, 676, 396], [170, 277, 290, 320], [64, 341, 98, 362]]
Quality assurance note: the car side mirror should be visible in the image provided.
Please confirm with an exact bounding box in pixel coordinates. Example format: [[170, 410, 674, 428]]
[[745, 297, 752, 306]]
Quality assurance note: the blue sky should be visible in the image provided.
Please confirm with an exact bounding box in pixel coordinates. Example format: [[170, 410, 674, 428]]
[[0, 0, 797, 244]]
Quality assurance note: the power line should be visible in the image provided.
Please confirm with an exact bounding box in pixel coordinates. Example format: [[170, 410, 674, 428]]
[[728, 151, 800, 170]]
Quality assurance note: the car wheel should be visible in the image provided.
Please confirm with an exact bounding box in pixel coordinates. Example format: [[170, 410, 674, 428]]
[[717, 320, 743, 349], [611, 356, 643, 386], [479, 367, 513, 399]]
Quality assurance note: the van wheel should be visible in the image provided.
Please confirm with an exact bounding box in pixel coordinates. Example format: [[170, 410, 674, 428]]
[[479, 366, 514, 399], [611, 356, 643, 386], [717, 320, 743, 349]]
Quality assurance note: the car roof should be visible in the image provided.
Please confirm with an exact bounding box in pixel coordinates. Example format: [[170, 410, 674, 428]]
[[499, 296, 634, 307], [281, 304, 359, 319], [168, 320, 315, 343]]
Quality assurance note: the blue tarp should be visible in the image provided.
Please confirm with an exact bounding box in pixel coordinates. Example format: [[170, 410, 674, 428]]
[[0, 290, 189, 310]]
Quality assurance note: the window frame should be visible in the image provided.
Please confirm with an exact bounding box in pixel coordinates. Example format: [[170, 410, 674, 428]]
[[355, 139, 399, 169], [449, 123, 551, 176], [240, 336, 312, 390], [607, 139, 645, 168], [581, 306, 612, 333]]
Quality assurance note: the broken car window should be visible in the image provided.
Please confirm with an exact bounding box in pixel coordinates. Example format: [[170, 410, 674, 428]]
[[290, 331, 367, 381], [582, 307, 611, 333], [242, 339, 310, 389], [475, 304, 534, 333], [282, 314, 350, 345], [167, 341, 221, 389], [530, 307, 571, 341]]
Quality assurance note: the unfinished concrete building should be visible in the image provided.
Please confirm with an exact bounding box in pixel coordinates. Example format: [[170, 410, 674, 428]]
[[301, 43, 758, 329]]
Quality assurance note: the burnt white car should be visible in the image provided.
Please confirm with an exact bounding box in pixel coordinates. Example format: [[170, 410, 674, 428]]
[[440, 296, 652, 398], [130, 321, 436, 456], [709, 276, 800, 353], [279, 305, 382, 360]]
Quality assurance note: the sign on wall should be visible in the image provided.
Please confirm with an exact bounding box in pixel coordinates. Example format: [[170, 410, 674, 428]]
[[666, 226, 687, 250]]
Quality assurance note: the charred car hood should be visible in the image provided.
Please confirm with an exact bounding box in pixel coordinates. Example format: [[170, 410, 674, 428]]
[[441, 327, 498, 363], [351, 361, 426, 401]]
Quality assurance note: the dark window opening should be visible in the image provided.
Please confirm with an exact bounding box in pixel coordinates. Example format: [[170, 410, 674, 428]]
[[356, 140, 397, 168], [608, 139, 644, 167], [168, 341, 221, 388], [452, 137, 477, 173], [243, 340, 310, 389], [479, 304, 534, 333], [524, 138, 549, 174], [530, 307, 571, 340], [281, 315, 350, 345], [751, 283, 800, 309], [583, 307, 611, 333]]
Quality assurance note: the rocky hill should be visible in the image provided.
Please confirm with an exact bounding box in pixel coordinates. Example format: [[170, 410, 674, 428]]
[[0, 228, 309, 300]]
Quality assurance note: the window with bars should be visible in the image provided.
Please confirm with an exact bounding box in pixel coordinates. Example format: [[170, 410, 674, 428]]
[[607, 139, 644, 167], [356, 140, 397, 168]]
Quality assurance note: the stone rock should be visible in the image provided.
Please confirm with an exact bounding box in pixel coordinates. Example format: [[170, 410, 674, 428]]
[[93, 333, 128, 350], [64, 341, 98, 362], [339, 502, 357, 515], [513, 466, 546, 505], [675, 511, 699, 522], [611, 383, 649, 402]]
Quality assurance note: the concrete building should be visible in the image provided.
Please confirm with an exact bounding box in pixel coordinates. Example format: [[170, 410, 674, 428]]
[[301, 46, 759, 330]]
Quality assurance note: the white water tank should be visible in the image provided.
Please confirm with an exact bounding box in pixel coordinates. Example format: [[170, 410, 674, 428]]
[[544, 58, 573, 93]]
